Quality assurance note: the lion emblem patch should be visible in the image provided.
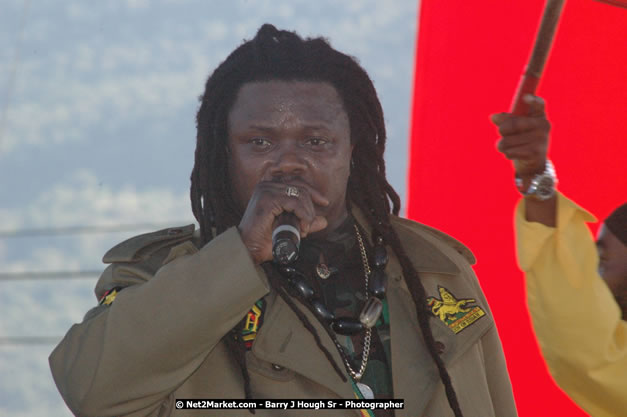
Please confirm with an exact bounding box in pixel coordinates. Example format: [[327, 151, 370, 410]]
[[427, 286, 485, 334]]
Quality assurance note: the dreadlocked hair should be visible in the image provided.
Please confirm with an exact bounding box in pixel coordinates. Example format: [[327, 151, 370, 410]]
[[191, 24, 463, 417]]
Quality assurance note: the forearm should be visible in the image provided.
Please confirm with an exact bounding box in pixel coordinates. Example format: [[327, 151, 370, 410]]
[[49, 227, 270, 416]]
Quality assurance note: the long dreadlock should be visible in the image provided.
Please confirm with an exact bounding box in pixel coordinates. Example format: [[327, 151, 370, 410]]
[[191, 24, 463, 417]]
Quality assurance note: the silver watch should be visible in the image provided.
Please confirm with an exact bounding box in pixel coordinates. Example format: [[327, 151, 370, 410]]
[[516, 160, 558, 200]]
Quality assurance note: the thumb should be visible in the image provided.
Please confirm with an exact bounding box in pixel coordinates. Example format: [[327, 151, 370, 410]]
[[490, 113, 507, 125], [306, 216, 328, 236]]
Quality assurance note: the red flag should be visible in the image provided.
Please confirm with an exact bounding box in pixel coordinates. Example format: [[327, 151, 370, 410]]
[[407, 1, 627, 416]]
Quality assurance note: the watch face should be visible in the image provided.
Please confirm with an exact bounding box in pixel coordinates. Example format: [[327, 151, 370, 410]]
[[536, 175, 555, 199]]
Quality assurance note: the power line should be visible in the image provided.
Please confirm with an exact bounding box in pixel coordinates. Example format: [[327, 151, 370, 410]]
[[0, 221, 193, 238], [0, 222, 195, 280], [0, 336, 61, 346], [0, 269, 101, 281]]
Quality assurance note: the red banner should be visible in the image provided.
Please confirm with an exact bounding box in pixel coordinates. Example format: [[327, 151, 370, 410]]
[[407, 1, 627, 416]]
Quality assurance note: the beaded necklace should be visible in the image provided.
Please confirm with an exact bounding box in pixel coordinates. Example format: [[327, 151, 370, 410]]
[[277, 223, 389, 399]]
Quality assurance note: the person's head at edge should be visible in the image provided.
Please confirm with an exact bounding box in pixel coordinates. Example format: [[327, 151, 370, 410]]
[[597, 203, 627, 319], [190, 24, 464, 416]]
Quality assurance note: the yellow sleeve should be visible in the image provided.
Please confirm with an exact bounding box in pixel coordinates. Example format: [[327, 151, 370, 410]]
[[516, 192, 627, 417]]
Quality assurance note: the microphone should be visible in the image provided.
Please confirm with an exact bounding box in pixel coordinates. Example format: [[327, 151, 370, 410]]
[[272, 212, 300, 264]]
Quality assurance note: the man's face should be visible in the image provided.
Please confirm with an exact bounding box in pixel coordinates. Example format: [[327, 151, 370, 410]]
[[227, 80, 353, 233], [596, 223, 627, 299]]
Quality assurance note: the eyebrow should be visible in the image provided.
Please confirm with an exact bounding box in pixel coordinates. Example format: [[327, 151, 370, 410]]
[[244, 122, 333, 130], [243, 125, 275, 132]]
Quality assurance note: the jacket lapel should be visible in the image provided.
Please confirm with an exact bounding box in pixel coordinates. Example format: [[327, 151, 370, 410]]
[[251, 292, 360, 413]]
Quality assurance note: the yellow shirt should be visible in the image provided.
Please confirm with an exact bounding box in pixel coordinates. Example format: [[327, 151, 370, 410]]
[[515, 192, 627, 417]]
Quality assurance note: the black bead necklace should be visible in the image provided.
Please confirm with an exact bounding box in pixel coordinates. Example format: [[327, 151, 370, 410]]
[[277, 223, 389, 388]]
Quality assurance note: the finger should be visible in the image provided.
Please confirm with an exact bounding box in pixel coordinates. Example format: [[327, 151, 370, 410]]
[[497, 115, 549, 136], [500, 143, 546, 161], [295, 204, 317, 236], [496, 135, 532, 153], [497, 130, 547, 152], [309, 189, 330, 207], [500, 147, 535, 161], [270, 188, 319, 236], [273, 198, 315, 233], [307, 216, 328, 236], [284, 180, 329, 207], [523, 94, 546, 117], [256, 181, 328, 236], [490, 113, 508, 126], [263, 181, 315, 210], [490, 113, 533, 135]]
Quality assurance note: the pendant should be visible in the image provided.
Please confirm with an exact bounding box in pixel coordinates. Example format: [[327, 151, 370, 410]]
[[316, 263, 331, 279], [356, 382, 375, 400], [359, 296, 383, 328]]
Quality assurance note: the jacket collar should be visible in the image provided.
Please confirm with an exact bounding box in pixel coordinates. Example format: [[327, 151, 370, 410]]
[[351, 208, 460, 276]]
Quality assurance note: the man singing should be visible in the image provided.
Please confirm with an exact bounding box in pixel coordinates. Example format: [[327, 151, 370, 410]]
[[50, 24, 517, 417]]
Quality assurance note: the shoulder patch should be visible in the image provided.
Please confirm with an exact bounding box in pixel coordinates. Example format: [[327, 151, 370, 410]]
[[427, 285, 485, 333], [240, 298, 267, 350], [391, 217, 476, 265], [99, 286, 123, 306], [103, 224, 196, 264]]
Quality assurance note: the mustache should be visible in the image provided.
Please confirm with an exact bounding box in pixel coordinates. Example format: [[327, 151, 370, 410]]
[[269, 175, 313, 190], [272, 174, 303, 183]]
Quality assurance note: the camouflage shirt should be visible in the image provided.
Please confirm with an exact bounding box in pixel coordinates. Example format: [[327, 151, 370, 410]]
[[291, 215, 394, 417]]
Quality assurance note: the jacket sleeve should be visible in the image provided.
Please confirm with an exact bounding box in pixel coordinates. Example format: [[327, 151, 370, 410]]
[[480, 325, 519, 417], [460, 255, 519, 417], [515, 193, 627, 417], [49, 227, 270, 417]]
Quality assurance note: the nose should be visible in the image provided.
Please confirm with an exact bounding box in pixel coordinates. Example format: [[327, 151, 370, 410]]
[[270, 143, 307, 178]]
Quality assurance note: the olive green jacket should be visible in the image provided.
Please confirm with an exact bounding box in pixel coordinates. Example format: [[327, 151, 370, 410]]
[[50, 213, 517, 417]]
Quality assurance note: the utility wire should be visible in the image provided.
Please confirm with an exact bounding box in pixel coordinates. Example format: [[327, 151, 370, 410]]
[[0, 336, 62, 346], [0, 221, 195, 279], [0, 221, 193, 238], [0, 269, 101, 281]]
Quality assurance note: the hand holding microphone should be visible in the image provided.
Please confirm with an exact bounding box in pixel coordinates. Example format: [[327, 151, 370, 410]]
[[237, 181, 328, 265], [271, 186, 302, 264], [272, 211, 301, 264]]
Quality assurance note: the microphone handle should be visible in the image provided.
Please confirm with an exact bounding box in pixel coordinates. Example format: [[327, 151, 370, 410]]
[[272, 213, 300, 264]]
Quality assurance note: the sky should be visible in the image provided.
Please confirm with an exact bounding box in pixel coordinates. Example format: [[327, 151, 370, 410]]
[[0, 0, 418, 415]]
